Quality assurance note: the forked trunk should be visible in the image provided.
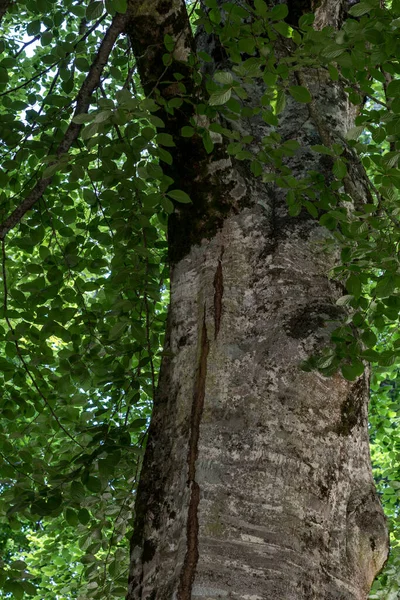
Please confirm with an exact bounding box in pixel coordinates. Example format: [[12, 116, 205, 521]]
[[126, 1, 389, 598]]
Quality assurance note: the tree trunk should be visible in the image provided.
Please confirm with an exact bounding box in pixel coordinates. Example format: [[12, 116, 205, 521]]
[[125, 1, 389, 598]]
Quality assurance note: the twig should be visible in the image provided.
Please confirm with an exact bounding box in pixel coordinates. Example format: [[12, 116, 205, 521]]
[[13, 34, 41, 58], [0, 13, 108, 99], [0, 450, 40, 484], [99, 83, 124, 142], [0, 61, 60, 99], [7, 68, 62, 162], [142, 230, 157, 400]]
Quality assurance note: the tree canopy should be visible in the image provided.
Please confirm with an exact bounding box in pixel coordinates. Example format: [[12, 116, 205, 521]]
[[0, 0, 400, 598]]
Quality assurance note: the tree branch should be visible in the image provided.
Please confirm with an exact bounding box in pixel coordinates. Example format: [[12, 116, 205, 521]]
[[0, 11, 127, 240]]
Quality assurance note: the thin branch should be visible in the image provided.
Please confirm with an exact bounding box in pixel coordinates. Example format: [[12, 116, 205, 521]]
[[0, 450, 41, 484], [0, 12, 127, 240], [142, 230, 157, 400], [13, 34, 41, 59], [0, 61, 59, 99], [0, 13, 108, 99], [8, 68, 62, 162], [381, 66, 396, 152], [79, 16, 88, 36], [122, 64, 136, 91]]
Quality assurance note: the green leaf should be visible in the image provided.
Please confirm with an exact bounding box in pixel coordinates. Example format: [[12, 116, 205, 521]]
[[362, 330, 377, 348], [375, 276, 395, 298], [198, 51, 212, 63], [270, 4, 288, 19], [253, 0, 267, 17], [81, 122, 99, 140], [322, 46, 345, 60], [311, 145, 335, 156], [328, 64, 339, 81], [81, 553, 96, 564], [156, 133, 175, 147], [75, 57, 90, 72], [348, 1, 374, 16], [21, 581, 37, 595], [275, 89, 286, 115], [86, 0, 103, 20], [393, 0, 400, 14], [181, 126, 195, 137], [251, 160, 263, 177], [4, 581, 24, 599], [202, 131, 214, 154], [85, 476, 102, 493], [112, 0, 127, 13], [40, 31, 53, 46], [336, 295, 354, 306], [238, 37, 256, 55], [27, 20, 41, 35], [164, 34, 175, 52], [209, 89, 232, 106], [341, 361, 364, 381], [386, 80, 400, 97], [346, 274, 362, 298], [378, 350, 397, 367], [158, 147, 173, 164], [333, 159, 347, 179], [167, 189, 192, 203], [273, 21, 291, 37], [43, 162, 62, 178], [288, 85, 312, 104], [65, 508, 79, 527], [304, 201, 318, 218], [1, 57, 16, 69], [298, 12, 314, 28], [11, 560, 27, 570], [214, 71, 233, 85], [0, 67, 8, 84], [94, 110, 112, 123], [71, 481, 86, 500], [109, 321, 128, 340], [78, 508, 91, 525], [345, 126, 364, 140]]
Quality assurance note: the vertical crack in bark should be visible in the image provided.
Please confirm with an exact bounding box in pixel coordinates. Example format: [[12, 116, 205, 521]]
[[178, 307, 210, 600], [213, 247, 224, 339]]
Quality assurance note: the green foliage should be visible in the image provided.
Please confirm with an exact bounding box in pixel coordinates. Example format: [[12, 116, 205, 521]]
[[0, 0, 399, 598], [0, 2, 169, 597], [370, 358, 400, 598], [196, 0, 400, 388]]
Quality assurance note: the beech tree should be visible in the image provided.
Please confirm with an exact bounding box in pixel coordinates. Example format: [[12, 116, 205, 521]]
[[1, 0, 400, 599]]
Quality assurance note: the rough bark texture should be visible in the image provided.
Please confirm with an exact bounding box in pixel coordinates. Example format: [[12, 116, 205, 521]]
[[126, 1, 389, 598]]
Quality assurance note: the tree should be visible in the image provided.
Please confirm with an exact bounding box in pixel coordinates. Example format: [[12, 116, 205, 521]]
[[125, 1, 391, 598], [1, 0, 400, 598]]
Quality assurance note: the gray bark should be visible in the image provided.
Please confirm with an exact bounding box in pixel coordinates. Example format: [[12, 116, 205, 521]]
[[126, 1, 389, 598]]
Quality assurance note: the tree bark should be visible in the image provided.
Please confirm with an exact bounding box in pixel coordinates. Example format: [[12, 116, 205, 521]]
[[126, 1, 389, 598]]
